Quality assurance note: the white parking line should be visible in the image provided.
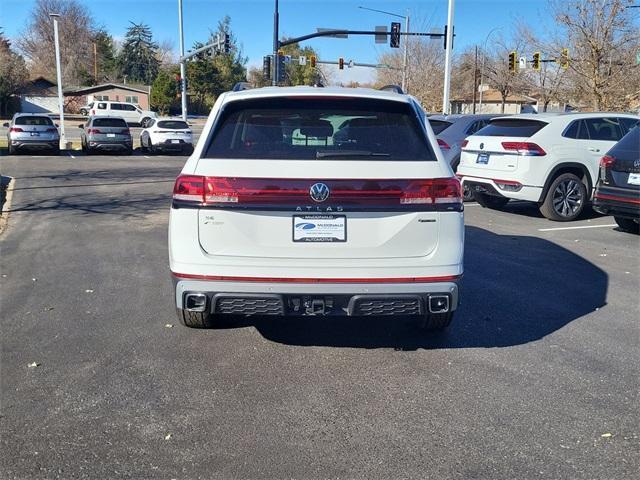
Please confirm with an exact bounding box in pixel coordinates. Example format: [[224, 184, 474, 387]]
[[538, 224, 617, 232], [464, 202, 480, 207]]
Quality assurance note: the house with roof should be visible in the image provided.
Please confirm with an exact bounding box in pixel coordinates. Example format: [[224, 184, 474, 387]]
[[449, 88, 537, 115], [18, 76, 60, 113], [64, 83, 151, 112]]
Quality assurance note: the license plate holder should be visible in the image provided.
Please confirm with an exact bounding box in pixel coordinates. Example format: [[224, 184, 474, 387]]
[[293, 215, 346, 243], [107, 133, 116, 138], [628, 173, 640, 185], [476, 153, 490, 164], [171, 139, 180, 144], [30, 132, 40, 137]]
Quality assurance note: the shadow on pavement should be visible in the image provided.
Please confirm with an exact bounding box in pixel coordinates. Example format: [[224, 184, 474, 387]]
[[215, 226, 608, 350], [490, 200, 604, 221]]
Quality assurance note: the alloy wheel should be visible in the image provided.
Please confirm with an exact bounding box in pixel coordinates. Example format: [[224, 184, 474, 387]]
[[552, 179, 583, 218]]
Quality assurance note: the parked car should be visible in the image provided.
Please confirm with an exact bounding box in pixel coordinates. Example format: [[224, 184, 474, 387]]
[[79, 102, 93, 116], [4, 113, 59, 155], [428, 114, 501, 168], [592, 126, 640, 233], [457, 113, 640, 221], [169, 86, 464, 331], [140, 118, 194, 154], [88, 101, 157, 126], [80, 116, 133, 155]]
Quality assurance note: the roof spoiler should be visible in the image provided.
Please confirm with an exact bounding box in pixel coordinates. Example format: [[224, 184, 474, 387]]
[[379, 84, 404, 94], [232, 82, 253, 92]]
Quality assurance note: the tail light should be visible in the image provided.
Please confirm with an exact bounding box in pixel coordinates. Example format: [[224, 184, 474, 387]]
[[461, 139, 468, 148], [90, 110, 95, 115], [600, 155, 615, 168], [87, 128, 102, 134], [9, 127, 23, 132], [172, 176, 462, 208], [437, 139, 450, 150], [501, 142, 546, 156]]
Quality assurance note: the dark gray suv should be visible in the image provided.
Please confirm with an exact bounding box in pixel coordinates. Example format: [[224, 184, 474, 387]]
[[80, 116, 133, 155]]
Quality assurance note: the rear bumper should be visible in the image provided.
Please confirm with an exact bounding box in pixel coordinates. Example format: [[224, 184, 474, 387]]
[[458, 174, 542, 202], [593, 185, 640, 219], [89, 140, 132, 151], [155, 140, 192, 151], [11, 139, 58, 150], [172, 275, 460, 316]]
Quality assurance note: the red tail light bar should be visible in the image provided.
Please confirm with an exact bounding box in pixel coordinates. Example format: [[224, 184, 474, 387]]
[[9, 127, 23, 132], [501, 142, 546, 156], [599, 155, 615, 168], [461, 139, 469, 148], [437, 139, 450, 150], [172, 176, 463, 211]]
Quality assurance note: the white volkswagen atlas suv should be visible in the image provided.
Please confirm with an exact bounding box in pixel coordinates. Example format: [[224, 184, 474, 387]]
[[169, 86, 464, 330], [457, 113, 639, 221]]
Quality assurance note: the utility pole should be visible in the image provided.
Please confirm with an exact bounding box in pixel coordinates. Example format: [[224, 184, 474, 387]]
[[93, 42, 98, 83], [472, 45, 478, 114], [178, 0, 188, 121], [50, 13, 66, 149], [273, 0, 279, 86], [442, 0, 455, 114]]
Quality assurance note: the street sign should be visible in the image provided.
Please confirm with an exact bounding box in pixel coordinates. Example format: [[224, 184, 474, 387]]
[[519, 56, 527, 70], [636, 49, 640, 65], [375, 26, 387, 44], [283, 55, 292, 64], [299, 55, 307, 66], [316, 28, 348, 38]]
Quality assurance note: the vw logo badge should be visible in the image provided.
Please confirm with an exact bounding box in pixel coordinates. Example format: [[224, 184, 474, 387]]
[[479, 142, 484, 150], [634, 159, 640, 168], [309, 182, 330, 203]]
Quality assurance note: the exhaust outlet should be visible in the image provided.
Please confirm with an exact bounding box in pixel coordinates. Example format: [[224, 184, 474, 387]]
[[185, 293, 207, 312], [428, 295, 450, 314]]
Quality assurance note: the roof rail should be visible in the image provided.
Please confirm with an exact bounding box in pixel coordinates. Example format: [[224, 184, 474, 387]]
[[379, 84, 404, 94], [232, 82, 253, 92]]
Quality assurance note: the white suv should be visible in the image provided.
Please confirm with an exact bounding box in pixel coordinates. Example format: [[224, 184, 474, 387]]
[[89, 101, 157, 127], [457, 113, 640, 221], [169, 87, 464, 330]]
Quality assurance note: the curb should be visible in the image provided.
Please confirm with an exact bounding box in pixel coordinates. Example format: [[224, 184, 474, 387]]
[[0, 176, 15, 235]]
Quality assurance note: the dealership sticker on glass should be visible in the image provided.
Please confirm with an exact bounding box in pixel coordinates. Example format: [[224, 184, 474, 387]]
[[627, 173, 640, 186], [293, 215, 347, 242]]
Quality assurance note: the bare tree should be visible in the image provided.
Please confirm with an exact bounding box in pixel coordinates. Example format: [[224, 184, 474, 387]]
[[17, 0, 96, 85], [156, 39, 177, 67], [550, 0, 639, 110], [482, 35, 530, 113]]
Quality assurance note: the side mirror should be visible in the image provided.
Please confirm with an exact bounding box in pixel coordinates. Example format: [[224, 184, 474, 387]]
[[55, 123, 59, 128], [78, 124, 84, 129], [2, 122, 9, 128]]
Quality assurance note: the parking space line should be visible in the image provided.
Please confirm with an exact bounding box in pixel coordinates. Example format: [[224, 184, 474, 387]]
[[538, 224, 617, 232]]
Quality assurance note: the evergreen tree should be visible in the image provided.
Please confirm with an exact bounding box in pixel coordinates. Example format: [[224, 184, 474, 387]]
[[94, 28, 119, 82], [0, 28, 29, 116], [118, 22, 160, 84], [150, 70, 178, 114]]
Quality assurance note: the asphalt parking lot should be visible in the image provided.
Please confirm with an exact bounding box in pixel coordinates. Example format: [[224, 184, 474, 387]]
[[1, 153, 639, 479]]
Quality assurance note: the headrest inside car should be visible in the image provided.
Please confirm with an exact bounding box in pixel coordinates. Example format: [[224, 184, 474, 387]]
[[300, 119, 333, 138]]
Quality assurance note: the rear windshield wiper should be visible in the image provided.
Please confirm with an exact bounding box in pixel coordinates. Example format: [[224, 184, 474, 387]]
[[316, 150, 391, 159]]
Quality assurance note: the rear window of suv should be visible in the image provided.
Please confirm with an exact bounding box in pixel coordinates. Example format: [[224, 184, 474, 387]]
[[428, 120, 453, 134], [157, 121, 189, 129], [204, 97, 436, 161], [93, 118, 127, 127], [476, 119, 547, 137], [15, 116, 54, 126]]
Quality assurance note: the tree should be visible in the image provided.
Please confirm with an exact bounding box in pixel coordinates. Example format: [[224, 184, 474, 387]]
[[482, 35, 529, 113], [118, 22, 160, 85], [150, 70, 177, 114], [0, 29, 29, 116], [279, 42, 323, 86], [17, 0, 96, 85], [535, 0, 640, 110], [94, 28, 119, 82]]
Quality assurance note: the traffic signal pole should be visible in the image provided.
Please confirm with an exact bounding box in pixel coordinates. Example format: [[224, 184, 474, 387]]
[[178, 0, 188, 121], [442, 0, 455, 114], [273, 0, 279, 86]]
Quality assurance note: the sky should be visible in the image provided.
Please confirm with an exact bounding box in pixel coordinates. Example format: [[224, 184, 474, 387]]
[[0, 0, 556, 84]]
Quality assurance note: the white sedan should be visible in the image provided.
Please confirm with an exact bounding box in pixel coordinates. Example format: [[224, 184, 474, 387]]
[[140, 118, 194, 154]]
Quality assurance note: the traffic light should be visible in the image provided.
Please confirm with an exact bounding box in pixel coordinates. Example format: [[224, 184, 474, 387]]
[[338, 57, 344, 70], [310, 55, 316, 68], [508, 51, 517, 73], [262, 55, 272, 80], [532, 52, 541, 71], [224, 33, 230, 54], [390, 22, 401, 48], [560, 48, 569, 69]]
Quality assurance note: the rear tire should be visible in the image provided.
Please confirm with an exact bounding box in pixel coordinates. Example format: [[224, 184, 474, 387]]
[[421, 311, 454, 331], [177, 308, 213, 328], [51, 146, 60, 156], [473, 191, 510, 209], [539, 173, 587, 222], [614, 216, 640, 234], [8, 144, 16, 155]]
